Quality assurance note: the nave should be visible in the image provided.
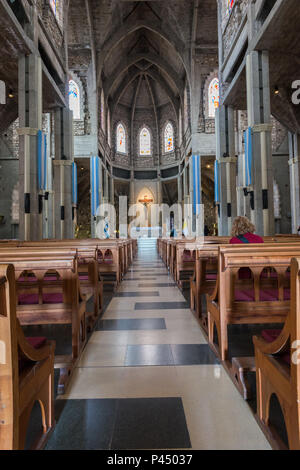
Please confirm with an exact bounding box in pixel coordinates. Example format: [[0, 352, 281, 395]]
[[43, 239, 270, 451]]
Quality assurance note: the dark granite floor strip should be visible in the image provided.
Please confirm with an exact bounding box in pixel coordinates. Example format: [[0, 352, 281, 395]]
[[97, 318, 166, 331], [114, 291, 160, 297], [131, 269, 166, 272], [111, 398, 191, 450], [141, 273, 170, 276], [124, 344, 219, 366], [125, 344, 173, 366], [138, 283, 176, 287], [135, 301, 189, 310], [45, 397, 191, 450]]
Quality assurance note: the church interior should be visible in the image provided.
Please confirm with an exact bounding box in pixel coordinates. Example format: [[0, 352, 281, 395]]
[[1, 0, 300, 451]]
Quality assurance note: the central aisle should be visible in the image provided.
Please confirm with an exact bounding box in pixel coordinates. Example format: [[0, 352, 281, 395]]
[[46, 238, 271, 450]]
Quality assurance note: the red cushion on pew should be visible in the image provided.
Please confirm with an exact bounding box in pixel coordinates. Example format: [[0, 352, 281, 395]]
[[26, 337, 47, 349], [261, 329, 282, 343], [206, 273, 217, 280], [235, 288, 290, 302], [182, 250, 195, 263], [235, 289, 255, 301], [43, 293, 63, 303], [260, 289, 278, 301], [18, 276, 37, 283], [19, 293, 38, 304], [19, 337, 47, 373], [261, 329, 290, 365], [79, 275, 89, 281], [19, 276, 59, 282], [18, 293, 63, 305]]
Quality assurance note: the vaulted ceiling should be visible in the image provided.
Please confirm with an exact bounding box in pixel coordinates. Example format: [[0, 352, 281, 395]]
[[67, 0, 218, 119]]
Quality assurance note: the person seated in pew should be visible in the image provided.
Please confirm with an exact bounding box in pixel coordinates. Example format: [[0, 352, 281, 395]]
[[230, 216, 263, 280], [230, 216, 264, 244]]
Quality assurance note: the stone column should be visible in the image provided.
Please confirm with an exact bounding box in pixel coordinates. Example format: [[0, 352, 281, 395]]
[[187, 161, 194, 235], [246, 50, 274, 235], [156, 175, 163, 236], [110, 169, 114, 205], [183, 164, 190, 235], [177, 172, 183, 236], [177, 172, 183, 204], [215, 105, 237, 235], [18, 54, 43, 241], [53, 108, 74, 240], [129, 170, 135, 206], [104, 169, 109, 203], [288, 132, 300, 233]]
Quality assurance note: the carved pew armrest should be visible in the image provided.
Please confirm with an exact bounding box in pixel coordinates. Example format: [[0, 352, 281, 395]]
[[17, 322, 55, 363], [253, 321, 290, 356]]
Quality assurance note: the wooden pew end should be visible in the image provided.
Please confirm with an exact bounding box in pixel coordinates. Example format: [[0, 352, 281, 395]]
[[231, 356, 256, 400]]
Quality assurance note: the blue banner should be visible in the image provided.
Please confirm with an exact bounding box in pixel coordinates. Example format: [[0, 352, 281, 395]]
[[37, 130, 47, 190], [214, 160, 219, 203], [90, 156, 100, 217], [72, 162, 78, 205], [244, 127, 252, 186], [192, 154, 201, 215]]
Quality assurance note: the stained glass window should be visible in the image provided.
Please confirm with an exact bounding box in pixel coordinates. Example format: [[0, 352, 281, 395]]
[[227, 0, 235, 15], [140, 127, 151, 156], [164, 122, 174, 153], [50, 0, 57, 16], [116, 123, 126, 154], [208, 78, 220, 118], [69, 80, 80, 120]]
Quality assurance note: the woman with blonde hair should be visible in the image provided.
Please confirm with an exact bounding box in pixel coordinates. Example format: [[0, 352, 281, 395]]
[[230, 216, 263, 244]]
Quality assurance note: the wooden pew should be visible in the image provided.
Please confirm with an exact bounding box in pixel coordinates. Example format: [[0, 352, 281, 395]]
[[253, 256, 300, 450], [172, 237, 231, 286], [190, 244, 220, 321], [0, 264, 55, 450], [0, 238, 136, 286], [1, 242, 103, 327], [190, 236, 300, 320], [206, 244, 300, 363], [0, 251, 86, 395]]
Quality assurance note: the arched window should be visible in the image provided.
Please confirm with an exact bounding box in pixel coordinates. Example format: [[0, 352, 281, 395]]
[[227, 0, 235, 15], [69, 79, 80, 120], [164, 122, 174, 153], [100, 90, 105, 133], [50, 0, 57, 15], [208, 78, 220, 118], [49, 0, 62, 26], [116, 123, 126, 154], [140, 127, 151, 156]]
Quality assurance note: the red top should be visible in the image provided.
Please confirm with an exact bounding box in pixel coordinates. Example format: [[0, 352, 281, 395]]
[[230, 232, 264, 244]]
